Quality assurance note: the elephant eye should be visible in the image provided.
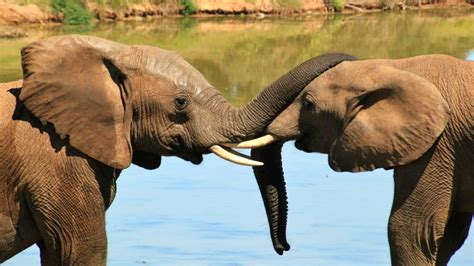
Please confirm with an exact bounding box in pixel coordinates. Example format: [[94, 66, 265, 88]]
[[175, 97, 188, 110], [302, 97, 314, 111]]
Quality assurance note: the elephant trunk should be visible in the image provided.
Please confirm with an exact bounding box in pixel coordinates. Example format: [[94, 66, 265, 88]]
[[251, 142, 289, 255], [193, 54, 355, 167], [218, 53, 356, 142]]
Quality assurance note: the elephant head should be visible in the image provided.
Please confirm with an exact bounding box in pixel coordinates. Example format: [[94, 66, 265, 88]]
[[19, 34, 355, 172], [235, 57, 451, 255]]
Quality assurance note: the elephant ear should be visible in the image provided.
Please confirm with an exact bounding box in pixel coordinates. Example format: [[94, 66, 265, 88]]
[[20, 35, 134, 169], [329, 65, 450, 172]]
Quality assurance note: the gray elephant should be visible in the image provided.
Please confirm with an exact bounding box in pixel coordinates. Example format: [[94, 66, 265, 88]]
[[234, 55, 473, 265], [0, 34, 354, 265]]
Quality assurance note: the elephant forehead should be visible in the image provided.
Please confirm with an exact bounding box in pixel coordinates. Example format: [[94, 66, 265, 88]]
[[137, 46, 211, 95], [306, 76, 355, 109], [313, 61, 401, 95], [131, 73, 176, 96]]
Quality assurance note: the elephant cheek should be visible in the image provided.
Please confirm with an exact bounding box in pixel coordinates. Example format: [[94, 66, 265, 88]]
[[267, 103, 301, 139], [267, 118, 301, 141]]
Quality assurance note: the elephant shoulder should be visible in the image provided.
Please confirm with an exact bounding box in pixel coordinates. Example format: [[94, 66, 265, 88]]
[[0, 81, 67, 158], [0, 80, 23, 130]]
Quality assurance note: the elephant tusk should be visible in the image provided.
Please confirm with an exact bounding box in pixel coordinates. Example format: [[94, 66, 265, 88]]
[[209, 145, 264, 166], [223, 134, 278, 149]]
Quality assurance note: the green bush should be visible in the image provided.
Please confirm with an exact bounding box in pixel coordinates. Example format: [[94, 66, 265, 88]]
[[181, 0, 197, 16], [332, 0, 344, 12], [51, 0, 92, 25]]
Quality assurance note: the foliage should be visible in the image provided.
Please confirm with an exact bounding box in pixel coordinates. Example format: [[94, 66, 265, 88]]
[[181, 0, 197, 16], [95, 0, 171, 9], [2, 11, 474, 103], [331, 0, 344, 12], [51, 0, 92, 25], [180, 17, 198, 31]]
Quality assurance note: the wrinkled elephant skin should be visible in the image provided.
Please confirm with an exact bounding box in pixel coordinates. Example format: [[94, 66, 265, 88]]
[[252, 55, 473, 265], [0, 34, 355, 265]]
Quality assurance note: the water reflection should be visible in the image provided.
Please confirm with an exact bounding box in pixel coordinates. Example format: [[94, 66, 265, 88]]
[[467, 49, 474, 61], [2, 9, 473, 265], [1, 9, 474, 106]]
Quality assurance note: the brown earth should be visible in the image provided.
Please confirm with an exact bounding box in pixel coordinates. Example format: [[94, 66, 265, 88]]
[[0, 3, 59, 24], [0, 0, 472, 25]]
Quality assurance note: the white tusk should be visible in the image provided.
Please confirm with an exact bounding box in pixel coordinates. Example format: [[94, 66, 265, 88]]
[[223, 134, 278, 149], [209, 145, 264, 166]]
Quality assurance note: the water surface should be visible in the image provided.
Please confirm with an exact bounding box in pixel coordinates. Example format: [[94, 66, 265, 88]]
[[2, 9, 473, 265]]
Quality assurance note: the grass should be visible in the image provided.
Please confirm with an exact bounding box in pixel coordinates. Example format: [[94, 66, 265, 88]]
[[51, 0, 92, 25], [2, 9, 473, 93], [180, 0, 197, 16], [96, 0, 169, 10], [331, 0, 344, 12]]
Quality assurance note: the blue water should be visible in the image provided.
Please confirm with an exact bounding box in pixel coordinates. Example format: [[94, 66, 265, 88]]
[[467, 50, 474, 61], [4, 142, 473, 265]]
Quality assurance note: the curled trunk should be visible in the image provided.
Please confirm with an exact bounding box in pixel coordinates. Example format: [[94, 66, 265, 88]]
[[196, 54, 355, 167], [251, 142, 289, 255], [240, 54, 356, 254], [219, 53, 357, 141]]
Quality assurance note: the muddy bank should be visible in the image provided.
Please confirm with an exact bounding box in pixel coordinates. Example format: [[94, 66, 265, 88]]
[[0, 3, 60, 24], [0, 0, 472, 25]]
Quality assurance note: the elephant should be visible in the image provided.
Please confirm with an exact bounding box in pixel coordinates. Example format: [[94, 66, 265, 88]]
[[0, 34, 355, 265], [231, 55, 474, 265]]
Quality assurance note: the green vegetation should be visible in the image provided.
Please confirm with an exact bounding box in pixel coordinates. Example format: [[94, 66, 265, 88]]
[[51, 0, 92, 25], [96, 0, 169, 10], [331, 0, 344, 12], [2, 10, 473, 103], [181, 0, 197, 16]]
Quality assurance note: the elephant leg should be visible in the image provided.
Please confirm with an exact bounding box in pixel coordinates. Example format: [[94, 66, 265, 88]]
[[435, 212, 472, 265], [388, 149, 455, 265], [37, 240, 54, 265], [32, 201, 107, 266], [32, 198, 107, 265], [27, 174, 108, 265]]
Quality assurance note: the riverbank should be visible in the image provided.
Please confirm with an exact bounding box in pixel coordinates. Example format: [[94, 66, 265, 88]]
[[0, 0, 473, 25]]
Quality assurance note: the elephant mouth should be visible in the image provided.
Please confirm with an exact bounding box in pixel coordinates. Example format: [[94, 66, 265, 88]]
[[180, 152, 204, 165], [223, 134, 279, 149], [294, 136, 311, 152], [208, 145, 263, 166], [222, 133, 314, 153], [222, 133, 315, 153], [164, 131, 264, 166], [171, 144, 204, 165], [177, 145, 264, 166]]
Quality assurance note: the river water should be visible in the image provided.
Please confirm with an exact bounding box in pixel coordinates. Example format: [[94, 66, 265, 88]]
[[1, 9, 473, 265]]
